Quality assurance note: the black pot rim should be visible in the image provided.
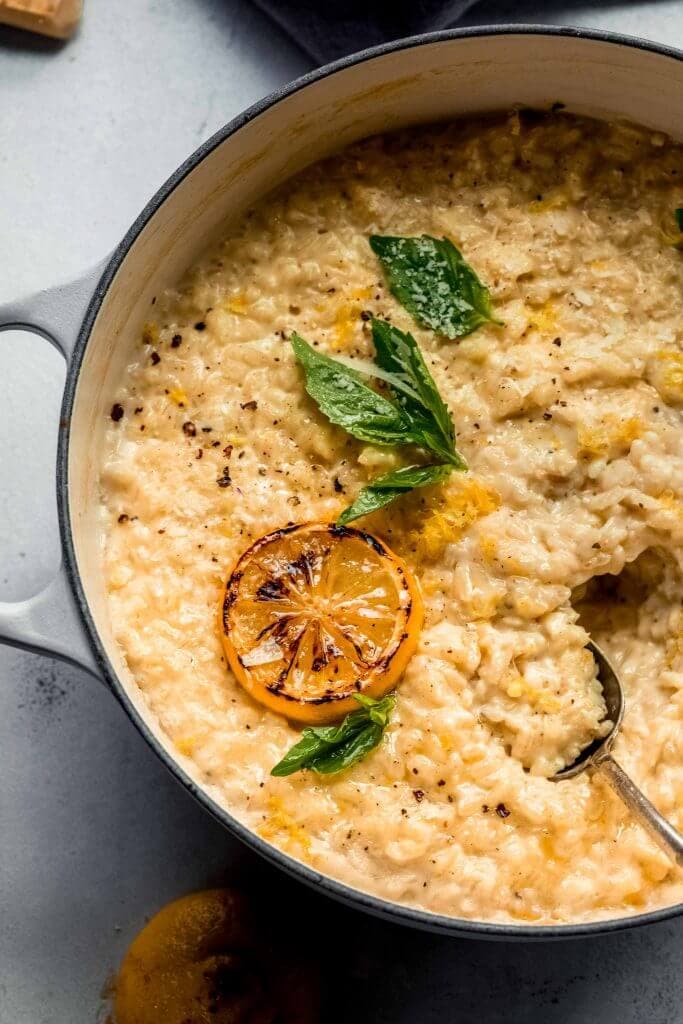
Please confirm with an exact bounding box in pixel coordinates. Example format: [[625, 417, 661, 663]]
[[58, 23, 683, 941]]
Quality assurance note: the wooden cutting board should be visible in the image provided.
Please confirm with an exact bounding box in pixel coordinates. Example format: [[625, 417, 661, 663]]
[[0, 0, 82, 38]]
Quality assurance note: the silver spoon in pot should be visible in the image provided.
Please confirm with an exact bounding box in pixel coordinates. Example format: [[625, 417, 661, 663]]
[[554, 641, 683, 867]]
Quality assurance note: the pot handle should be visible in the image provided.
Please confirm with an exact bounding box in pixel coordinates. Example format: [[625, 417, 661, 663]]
[[0, 260, 109, 680], [0, 259, 108, 360]]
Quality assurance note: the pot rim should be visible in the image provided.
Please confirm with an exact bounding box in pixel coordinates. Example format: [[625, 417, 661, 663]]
[[59, 23, 683, 940]]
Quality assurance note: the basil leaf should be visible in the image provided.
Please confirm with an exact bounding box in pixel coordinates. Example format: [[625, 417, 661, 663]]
[[270, 716, 366, 777], [676, 209, 683, 232], [270, 693, 395, 777], [354, 691, 394, 725], [370, 234, 501, 340], [291, 333, 411, 446], [371, 319, 465, 468], [292, 330, 465, 465], [309, 722, 384, 774], [292, 327, 464, 518], [337, 463, 453, 525]]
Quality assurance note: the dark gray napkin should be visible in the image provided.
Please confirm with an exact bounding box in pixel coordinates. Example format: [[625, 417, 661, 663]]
[[252, 0, 482, 63]]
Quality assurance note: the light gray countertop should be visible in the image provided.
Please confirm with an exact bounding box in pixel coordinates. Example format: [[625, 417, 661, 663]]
[[1, 2, 681, 1021]]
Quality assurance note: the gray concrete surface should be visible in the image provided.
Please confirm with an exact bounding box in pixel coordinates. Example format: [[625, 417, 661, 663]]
[[0, 2, 681, 1021]]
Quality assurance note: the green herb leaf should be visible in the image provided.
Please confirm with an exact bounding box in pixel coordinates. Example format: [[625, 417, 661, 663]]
[[676, 209, 683, 232], [291, 333, 411, 446], [370, 234, 501, 340], [337, 463, 453, 525], [270, 693, 396, 777], [292, 325, 465, 523], [370, 319, 465, 468]]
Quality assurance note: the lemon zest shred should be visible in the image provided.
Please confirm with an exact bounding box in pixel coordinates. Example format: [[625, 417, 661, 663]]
[[527, 301, 557, 335], [168, 387, 188, 406], [224, 293, 248, 315], [259, 797, 311, 853], [175, 735, 197, 757], [577, 416, 643, 457], [331, 287, 373, 350], [408, 479, 500, 562]]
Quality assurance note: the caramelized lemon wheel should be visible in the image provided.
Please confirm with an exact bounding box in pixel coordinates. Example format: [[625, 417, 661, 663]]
[[220, 523, 422, 723]]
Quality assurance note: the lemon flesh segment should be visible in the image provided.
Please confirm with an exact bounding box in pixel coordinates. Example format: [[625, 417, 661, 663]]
[[221, 523, 423, 723]]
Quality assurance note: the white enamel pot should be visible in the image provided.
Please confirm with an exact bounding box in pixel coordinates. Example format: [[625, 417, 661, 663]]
[[1, 26, 682, 939]]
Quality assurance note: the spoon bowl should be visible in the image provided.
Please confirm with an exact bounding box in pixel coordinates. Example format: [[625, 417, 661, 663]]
[[553, 640, 683, 868], [554, 641, 624, 780]]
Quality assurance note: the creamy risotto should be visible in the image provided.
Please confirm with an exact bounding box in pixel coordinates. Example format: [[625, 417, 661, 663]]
[[100, 111, 683, 924]]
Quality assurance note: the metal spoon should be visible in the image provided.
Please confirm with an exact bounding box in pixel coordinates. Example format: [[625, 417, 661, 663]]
[[554, 640, 683, 867]]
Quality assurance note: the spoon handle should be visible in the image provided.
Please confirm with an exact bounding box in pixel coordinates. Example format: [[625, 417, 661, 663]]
[[596, 754, 683, 868]]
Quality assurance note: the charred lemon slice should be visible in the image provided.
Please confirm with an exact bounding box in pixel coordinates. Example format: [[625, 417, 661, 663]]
[[220, 523, 422, 723]]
